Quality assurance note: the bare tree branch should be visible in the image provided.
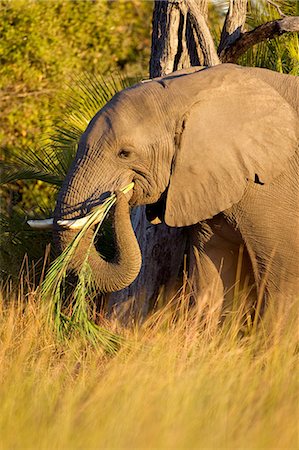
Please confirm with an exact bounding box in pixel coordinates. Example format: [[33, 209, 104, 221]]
[[218, 0, 248, 55], [1, 89, 56, 101], [220, 15, 299, 63], [267, 0, 286, 18]]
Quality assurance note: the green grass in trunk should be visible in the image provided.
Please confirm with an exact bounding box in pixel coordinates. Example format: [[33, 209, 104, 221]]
[[40, 183, 134, 351]]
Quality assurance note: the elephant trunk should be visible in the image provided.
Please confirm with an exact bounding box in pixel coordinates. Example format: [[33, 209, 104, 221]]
[[54, 192, 142, 292]]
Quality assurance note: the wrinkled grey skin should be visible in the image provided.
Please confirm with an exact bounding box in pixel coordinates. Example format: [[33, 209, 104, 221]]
[[54, 64, 299, 300]]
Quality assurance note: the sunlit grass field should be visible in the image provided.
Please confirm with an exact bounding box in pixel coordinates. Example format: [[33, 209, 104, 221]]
[[0, 272, 298, 450]]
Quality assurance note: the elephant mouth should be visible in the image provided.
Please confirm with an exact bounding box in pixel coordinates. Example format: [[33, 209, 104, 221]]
[[130, 169, 159, 206], [28, 168, 159, 230], [145, 191, 167, 224]]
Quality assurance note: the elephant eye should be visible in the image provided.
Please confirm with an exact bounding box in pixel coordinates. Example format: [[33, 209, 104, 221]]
[[118, 149, 131, 159]]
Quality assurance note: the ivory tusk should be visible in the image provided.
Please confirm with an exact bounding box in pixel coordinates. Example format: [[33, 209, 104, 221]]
[[27, 219, 54, 230], [27, 215, 95, 230], [150, 217, 162, 225], [27, 182, 135, 230], [57, 215, 94, 230]]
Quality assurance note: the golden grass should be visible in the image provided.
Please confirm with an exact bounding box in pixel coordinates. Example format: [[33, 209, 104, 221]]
[[0, 274, 298, 450]]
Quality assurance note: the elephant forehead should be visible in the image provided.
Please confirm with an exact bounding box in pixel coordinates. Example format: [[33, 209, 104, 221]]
[[112, 87, 167, 127], [84, 93, 167, 146]]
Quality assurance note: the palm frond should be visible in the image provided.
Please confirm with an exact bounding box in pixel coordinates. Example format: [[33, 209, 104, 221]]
[[1, 166, 62, 187], [49, 72, 137, 168], [1, 72, 136, 194], [0, 146, 64, 186]]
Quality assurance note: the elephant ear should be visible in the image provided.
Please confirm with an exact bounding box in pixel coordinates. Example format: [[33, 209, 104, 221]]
[[165, 73, 298, 227]]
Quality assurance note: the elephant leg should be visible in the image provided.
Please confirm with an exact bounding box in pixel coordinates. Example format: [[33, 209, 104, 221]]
[[188, 239, 224, 329], [188, 224, 223, 310], [189, 220, 256, 316], [189, 243, 224, 300]]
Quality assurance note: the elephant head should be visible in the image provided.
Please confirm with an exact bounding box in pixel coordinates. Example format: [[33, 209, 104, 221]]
[[49, 64, 298, 293]]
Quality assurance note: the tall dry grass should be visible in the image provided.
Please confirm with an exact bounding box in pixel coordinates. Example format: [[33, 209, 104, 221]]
[[0, 272, 298, 450]]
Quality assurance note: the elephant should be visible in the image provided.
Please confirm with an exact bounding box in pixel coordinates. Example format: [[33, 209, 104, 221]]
[[46, 63, 298, 305]]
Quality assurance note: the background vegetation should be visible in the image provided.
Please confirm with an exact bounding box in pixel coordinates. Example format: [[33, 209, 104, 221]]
[[0, 0, 152, 212], [0, 0, 152, 278]]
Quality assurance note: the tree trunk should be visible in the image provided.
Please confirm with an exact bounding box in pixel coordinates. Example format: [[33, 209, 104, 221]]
[[109, 0, 219, 320], [218, 0, 248, 56], [149, 0, 216, 76]]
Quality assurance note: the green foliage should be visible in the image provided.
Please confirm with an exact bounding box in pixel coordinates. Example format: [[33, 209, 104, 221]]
[[0, 74, 134, 280], [208, 0, 299, 73], [41, 183, 133, 344], [0, 212, 53, 280], [240, 0, 299, 74], [2, 74, 136, 191], [0, 0, 148, 279], [0, 0, 152, 212]]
